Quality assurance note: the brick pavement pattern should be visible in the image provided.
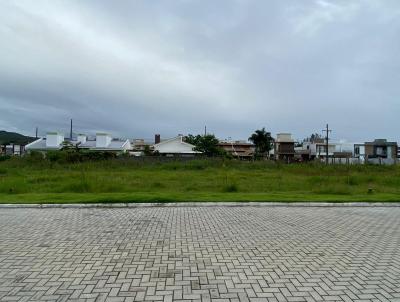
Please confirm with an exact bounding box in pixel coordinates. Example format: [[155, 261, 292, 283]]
[[0, 207, 399, 302]]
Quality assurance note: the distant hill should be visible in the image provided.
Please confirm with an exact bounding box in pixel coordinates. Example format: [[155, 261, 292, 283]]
[[0, 131, 36, 145]]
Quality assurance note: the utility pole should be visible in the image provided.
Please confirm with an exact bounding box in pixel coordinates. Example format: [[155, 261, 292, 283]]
[[35, 127, 38, 138], [70, 119, 73, 140], [204, 125, 207, 136], [322, 124, 332, 165]]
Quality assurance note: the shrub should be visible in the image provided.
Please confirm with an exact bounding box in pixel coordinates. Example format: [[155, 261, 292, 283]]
[[47, 150, 66, 163], [47, 150, 82, 163], [45, 150, 119, 163], [81, 151, 117, 161], [25, 151, 44, 162]]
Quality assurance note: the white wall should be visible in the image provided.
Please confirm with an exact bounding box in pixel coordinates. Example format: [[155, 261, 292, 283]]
[[46, 133, 64, 147], [77, 135, 87, 144], [96, 133, 111, 148], [154, 138, 195, 153], [122, 140, 132, 152], [276, 133, 293, 142]]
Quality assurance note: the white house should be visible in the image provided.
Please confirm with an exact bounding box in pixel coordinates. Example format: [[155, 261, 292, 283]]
[[25, 132, 131, 153], [300, 141, 337, 158], [296, 139, 358, 161], [153, 135, 201, 156]]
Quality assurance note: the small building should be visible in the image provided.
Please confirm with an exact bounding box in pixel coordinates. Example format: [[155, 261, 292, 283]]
[[296, 139, 356, 162], [296, 140, 336, 161], [274, 133, 295, 162], [26, 132, 64, 151], [218, 140, 255, 159], [131, 139, 150, 151], [355, 139, 398, 160], [0, 144, 26, 156], [129, 139, 153, 156], [153, 135, 201, 156], [315, 142, 338, 159], [80, 133, 131, 152], [26, 132, 131, 153], [0, 131, 36, 156]]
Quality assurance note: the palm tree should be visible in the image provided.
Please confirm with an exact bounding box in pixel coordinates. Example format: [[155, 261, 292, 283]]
[[249, 128, 274, 158]]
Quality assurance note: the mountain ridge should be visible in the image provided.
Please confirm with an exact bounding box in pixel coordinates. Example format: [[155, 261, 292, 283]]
[[0, 130, 36, 145]]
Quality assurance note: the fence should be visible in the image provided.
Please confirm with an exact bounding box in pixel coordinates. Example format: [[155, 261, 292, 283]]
[[325, 157, 398, 165]]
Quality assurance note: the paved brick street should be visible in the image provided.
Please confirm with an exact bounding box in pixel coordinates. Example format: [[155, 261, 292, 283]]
[[0, 206, 399, 302]]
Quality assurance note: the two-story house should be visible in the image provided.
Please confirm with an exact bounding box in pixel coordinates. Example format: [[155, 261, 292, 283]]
[[274, 133, 295, 162]]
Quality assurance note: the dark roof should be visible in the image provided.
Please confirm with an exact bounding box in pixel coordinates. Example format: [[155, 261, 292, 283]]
[[365, 139, 397, 146]]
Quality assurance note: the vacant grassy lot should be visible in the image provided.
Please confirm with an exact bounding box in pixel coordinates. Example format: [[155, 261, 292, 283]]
[[0, 157, 399, 203]]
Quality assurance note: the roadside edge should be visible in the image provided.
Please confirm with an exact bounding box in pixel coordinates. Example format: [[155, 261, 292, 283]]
[[0, 202, 400, 208]]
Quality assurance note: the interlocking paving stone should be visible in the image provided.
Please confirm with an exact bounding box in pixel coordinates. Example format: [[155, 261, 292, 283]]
[[0, 207, 399, 301]]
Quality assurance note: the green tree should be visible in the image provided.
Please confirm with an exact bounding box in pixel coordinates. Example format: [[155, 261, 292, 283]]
[[184, 134, 200, 146], [249, 128, 274, 158], [303, 133, 323, 143], [185, 134, 223, 157], [143, 145, 153, 156]]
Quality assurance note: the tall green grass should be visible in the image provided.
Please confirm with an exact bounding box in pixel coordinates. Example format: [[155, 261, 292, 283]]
[[0, 157, 399, 202]]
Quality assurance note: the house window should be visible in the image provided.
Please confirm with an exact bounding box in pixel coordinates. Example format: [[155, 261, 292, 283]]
[[376, 147, 385, 156]]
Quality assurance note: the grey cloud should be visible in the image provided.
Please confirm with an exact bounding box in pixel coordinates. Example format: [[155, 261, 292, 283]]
[[0, 0, 399, 142]]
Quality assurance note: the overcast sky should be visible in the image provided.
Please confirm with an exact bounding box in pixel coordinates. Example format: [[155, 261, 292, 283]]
[[0, 0, 399, 142]]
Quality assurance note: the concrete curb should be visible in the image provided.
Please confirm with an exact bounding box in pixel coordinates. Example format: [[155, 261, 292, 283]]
[[0, 202, 399, 208]]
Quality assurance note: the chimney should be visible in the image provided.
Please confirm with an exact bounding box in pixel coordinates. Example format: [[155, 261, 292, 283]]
[[46, 132, 64, 148], [155, 134, 161, 144], [96, 133, 112, 148]]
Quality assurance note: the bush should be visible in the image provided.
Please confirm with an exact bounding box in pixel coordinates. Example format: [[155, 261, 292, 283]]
[[25, 151, 44, 163], [45, 150, 118, 163], [47, 150, 66, 163], [80, 151, 117, 161]]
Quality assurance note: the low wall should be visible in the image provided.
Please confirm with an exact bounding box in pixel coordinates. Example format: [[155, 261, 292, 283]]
[[326, 157, 398, 165]]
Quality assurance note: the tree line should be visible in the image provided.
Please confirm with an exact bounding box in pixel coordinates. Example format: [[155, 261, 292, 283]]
[[183, 127, 274, 159]]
